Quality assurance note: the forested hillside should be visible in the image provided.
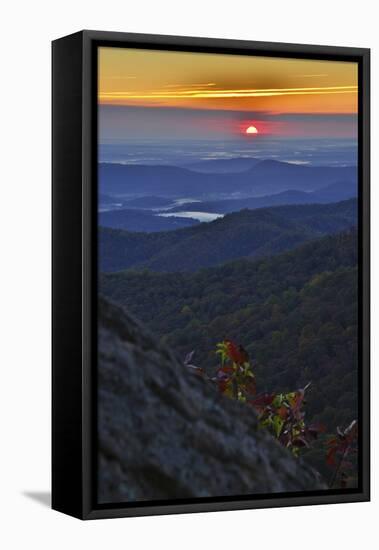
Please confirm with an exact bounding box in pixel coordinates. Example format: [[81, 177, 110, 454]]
[[100, 229, 358, 453], [99, 199, 357, 272], [99, 207, 199, 232]]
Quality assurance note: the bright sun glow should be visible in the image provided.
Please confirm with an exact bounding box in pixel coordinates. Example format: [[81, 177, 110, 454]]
[[246, 125, 258, 134]]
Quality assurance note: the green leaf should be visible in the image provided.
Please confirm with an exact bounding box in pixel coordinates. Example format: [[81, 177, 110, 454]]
[[273, 415, 284, 438], [272, 394, 283, 408]]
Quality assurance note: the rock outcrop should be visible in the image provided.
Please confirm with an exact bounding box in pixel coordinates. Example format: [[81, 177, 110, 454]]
[[98, 297, 325, 503]]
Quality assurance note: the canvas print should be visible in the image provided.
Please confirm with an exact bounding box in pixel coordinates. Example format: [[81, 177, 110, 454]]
[[97, 46, 359, 505]]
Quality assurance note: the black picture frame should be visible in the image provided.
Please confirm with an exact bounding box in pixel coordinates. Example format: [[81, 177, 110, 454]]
[[52, 30, 370, 520]]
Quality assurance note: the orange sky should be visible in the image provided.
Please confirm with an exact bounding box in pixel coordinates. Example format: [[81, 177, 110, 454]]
[[98, 47, 358, 115]]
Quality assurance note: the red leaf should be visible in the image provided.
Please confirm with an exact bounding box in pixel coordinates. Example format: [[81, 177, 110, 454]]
[[278, 405, 288, 419], [326, 447, 337, 466], [252, 393, 275, 411], [225, 340, 249, 365], [219, 366, 234, 375], [245, 379, 257, 395], [218, 379, 227, 394], [292, 391, 305, 413]]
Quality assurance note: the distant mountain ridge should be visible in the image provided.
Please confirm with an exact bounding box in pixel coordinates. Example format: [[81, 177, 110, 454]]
[[184, 157, 261, 173], [100, 179, 357, 218], [99, 160, 357, 198], [165, 180, 357, 215], [99, 199, 358, 273]]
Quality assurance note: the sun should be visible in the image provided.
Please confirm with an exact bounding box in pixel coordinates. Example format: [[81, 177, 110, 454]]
[[246, 125, 258, 135]]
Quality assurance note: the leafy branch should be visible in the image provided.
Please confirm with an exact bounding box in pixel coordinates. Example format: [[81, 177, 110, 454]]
[[326, 420, 358, 488], [184, 339, 357, 482]]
